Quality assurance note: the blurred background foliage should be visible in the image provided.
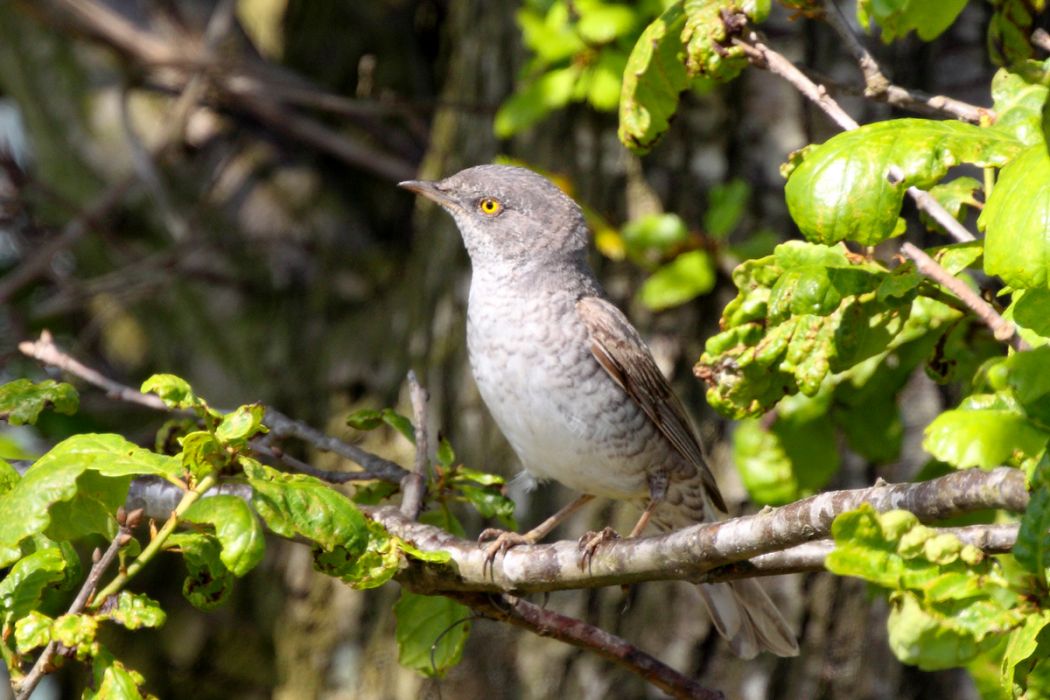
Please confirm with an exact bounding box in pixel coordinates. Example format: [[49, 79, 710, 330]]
[[0, 0, 1006, 697]]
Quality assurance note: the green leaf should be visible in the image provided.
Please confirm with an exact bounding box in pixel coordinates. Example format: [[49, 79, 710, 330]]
[[639, 250, 717, 310], [697, 242, 923, 417], [381, 409, 416, 444], [0, 547, 71, 622], [51, 612, 98, 655], [1008, 288, 1050, 346], [681, 0, 769, 81], [215, 404, 267, 444], [179, 431, 226, 481], [394, 591, 471, 677], [0, 458, 20, 495], [183, 496, 265, 577], [577, 3, 637, 44], [923, 397, 1048, 469], [517, 3, 585, 63], [857, 0, 968, 42], [0, 379, 78, 426], [0, 434, 181, 566], [732, 399, 839, 505], [785, 119, 1022, 246], [621, 213, 689, 257], [704, 179, 750, 239], [314, 518, 401, 590], [827, 505, 1024, 670], [351, 480, 400, 505], [13, 610, 52, 653], [918, 178, 982, 235], [998, 346, 1050, 428], [990, 68, 1049, 147], [494, 64, 581, 138], [435, 437, 456, 468], [85, 654, 149, 700], [243, 458, 369, 553], [347, 408, 415, 443], [450, 466, 505, 487], [97, 591, 166, 630], [982, 144, 1050, 290], [140, 374, 197, 410], [1002, 610, 1050, 698], [166, 532, 234, 611], [1015, 486, 1050, 586], [618, 3, 689, 153]]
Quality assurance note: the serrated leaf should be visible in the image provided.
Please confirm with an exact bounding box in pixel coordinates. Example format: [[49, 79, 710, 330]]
[[394, 591, 471, 677], [0, 379, 78, 426], [982, 144, 1050, 290], [923, 401, 1048, 469], [166, 532, 234, 611], [183, 496, 265, 577], [243, 458, 368, 553], [857, 0, 968, 42], [786, 119, 1022, 246], [682, 0, 769, 80], [0, 434, 181, 566], [639, 250, 717, 310], [98, 591, 166, 630]]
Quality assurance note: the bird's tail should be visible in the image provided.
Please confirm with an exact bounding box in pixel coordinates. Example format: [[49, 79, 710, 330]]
[[697, 579, 799, 659]]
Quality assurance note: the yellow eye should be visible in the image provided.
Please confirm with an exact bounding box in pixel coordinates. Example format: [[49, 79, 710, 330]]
[[478, 198, 503, 216]]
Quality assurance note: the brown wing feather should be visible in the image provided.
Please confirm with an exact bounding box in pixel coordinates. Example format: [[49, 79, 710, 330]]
[[576, 296, 726, 513]]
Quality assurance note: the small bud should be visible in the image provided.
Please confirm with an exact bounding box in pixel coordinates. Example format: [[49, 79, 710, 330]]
[[117, 532, 134, 548], [92, 548, 102, 563], [126, 508, 145, 530], [115, 506, 127, 526]]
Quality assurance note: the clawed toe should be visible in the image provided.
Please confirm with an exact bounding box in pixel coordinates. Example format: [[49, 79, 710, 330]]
[[478, 529, 532, 569], [577, 526, 619, 569]]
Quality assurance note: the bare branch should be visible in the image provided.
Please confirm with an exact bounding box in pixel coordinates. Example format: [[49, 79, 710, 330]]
[[819, 1, 988, 123], [18, 331, 409, 483], [901, 242, 1028, 351], [456, 592, 723, 700], [400, 370, 430, 519]]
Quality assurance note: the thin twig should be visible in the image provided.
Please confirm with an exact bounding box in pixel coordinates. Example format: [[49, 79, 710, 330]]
[[734, 33, 981, 245], [456, 593, 723, 700], [901, 243, 1028, 351], [14, 508, 142, 700], [819, 0, 988, 123], [400, 370, 429, 519], [18, 331, 410, 483]]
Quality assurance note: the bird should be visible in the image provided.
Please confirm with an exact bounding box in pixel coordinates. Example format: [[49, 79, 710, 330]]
[[399, 164, 798, 659]]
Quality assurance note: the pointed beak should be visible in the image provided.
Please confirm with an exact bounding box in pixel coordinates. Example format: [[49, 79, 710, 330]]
[[398, 179, 457, 210]]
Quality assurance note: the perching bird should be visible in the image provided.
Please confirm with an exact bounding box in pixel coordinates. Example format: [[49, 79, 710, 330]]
[[399, 164, 798, 658]]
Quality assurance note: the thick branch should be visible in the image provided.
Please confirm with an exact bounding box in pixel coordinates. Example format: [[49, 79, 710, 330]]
[[455, 592, 723, 700], [901, 242, 1028, 351]]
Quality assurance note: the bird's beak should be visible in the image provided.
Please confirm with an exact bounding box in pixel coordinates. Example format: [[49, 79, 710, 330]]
[[398, 179, 457, 210]]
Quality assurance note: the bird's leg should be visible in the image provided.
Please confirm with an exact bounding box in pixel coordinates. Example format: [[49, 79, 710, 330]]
[[578, 471, 669, 570], [479, 493, 595, 564], [628, 470, 669, 538]]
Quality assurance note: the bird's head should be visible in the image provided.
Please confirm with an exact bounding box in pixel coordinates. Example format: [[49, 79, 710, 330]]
[[399, 165, 588, 267]]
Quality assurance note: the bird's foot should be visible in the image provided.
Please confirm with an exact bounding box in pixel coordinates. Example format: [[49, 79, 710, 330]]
[[577, 527, 620, 570], [478, 528, 534, 569]]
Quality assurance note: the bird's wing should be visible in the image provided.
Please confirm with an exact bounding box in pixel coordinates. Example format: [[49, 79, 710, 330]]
[[576, 295, 726, 512]]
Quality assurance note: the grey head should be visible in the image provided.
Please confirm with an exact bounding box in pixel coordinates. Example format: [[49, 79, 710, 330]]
[[399, 165, 588, 267]]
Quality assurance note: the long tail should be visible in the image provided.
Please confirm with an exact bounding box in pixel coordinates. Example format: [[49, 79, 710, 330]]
[[697, 579, 799, 659]]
